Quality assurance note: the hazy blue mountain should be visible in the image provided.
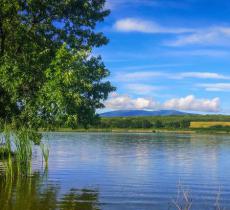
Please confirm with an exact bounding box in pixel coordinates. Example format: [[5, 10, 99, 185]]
[[100, 110, 189, 117]]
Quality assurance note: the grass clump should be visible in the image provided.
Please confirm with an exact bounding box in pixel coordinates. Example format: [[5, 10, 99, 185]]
[[0, 125, 49, 178], [14, 128, 33, 175], [40, 143, 49, 169]]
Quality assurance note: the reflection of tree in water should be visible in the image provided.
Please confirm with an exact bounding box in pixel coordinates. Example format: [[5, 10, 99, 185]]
[[60, 189, 100, 210], [0, 172, 100, 210]]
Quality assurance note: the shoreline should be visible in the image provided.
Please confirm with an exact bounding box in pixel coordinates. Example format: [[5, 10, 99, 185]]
[[40, 128, 230, 135]]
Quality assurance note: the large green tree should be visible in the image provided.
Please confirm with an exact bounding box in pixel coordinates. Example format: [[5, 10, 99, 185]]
[[0, 0, 115, 130]]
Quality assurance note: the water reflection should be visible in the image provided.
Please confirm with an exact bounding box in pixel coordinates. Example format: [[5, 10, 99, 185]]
[[0, 172, 100, 210], [1, 133, 230, 210]]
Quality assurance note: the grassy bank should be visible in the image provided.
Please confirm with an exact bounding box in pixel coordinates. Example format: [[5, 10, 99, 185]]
[[43, 127, 230, 134]]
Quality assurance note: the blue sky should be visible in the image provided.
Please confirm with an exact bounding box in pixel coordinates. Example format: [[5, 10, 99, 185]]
[[95, 0, 230, 114]]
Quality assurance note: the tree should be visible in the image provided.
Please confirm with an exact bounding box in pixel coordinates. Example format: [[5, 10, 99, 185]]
[[154, 120, 164, 128], [0, 0, 115, 131], [180, 120, 190, 129]]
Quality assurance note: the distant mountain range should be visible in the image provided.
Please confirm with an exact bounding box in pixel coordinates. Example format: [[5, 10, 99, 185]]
[[100, 110, 190, 117]]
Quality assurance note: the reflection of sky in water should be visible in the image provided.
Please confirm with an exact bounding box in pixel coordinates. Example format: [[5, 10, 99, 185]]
[[28, 133, 230, 210]]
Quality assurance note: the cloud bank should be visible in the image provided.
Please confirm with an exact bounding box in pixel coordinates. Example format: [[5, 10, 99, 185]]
[[105, 93, 159, 110], [163, 95, 220, 112], [105, 93, 220, 112]]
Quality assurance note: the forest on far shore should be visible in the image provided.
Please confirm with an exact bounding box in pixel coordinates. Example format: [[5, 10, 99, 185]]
[[86, 115, 230, 132]]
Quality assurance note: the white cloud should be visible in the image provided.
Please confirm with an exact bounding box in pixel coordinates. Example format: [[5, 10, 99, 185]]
[[199, 83, 230, 92], [163, 95, 220, 112], [114, 18, 193, 34], [115, 71, 230, 82], [167, 27, 230, 46], [175, 72, 230, 80], [105, 93, 159, 110], [105, 93, 221, 112], [164, 49, 230, 58], [114, 18, 160, 33], [114, 18, 230, 46]]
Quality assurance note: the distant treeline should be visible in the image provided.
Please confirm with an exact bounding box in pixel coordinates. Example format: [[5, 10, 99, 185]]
[[98, 118, 190, 129], [94, 115, 230, 130]]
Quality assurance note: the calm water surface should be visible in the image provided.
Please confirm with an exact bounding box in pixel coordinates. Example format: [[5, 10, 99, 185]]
[[1, 132, 230, 210]]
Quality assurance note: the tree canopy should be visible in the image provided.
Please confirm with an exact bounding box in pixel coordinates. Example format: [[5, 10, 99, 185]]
[[0, 0, 115, 130]]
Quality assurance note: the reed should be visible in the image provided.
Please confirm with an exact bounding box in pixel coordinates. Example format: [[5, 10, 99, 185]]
[[14, 128, 33, 176], [0, 125, 49, 178], [172, 184, 192, 210], [40, 143, 49, 169], [172, 184, 224, 210]]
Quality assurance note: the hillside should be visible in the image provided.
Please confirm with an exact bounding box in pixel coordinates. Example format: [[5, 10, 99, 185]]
[[100, 110, 188, 117]]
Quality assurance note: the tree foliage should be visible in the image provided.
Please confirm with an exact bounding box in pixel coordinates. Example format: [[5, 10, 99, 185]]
[[0, 0, 115, 129], [98, 117, 192, 130]]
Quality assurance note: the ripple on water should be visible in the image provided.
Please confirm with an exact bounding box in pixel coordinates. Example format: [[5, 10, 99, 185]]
[[1, 132, 230, 210]]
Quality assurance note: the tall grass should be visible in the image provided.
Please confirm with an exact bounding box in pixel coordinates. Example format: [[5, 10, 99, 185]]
[[40, 143, 49, 169], [0, 125, 49, 178], [0, 125, 13, 180], [14, 128, 33, 175]]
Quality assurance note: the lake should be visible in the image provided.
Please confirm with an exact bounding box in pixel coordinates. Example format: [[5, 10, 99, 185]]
[[1, 132, 230, 210]]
